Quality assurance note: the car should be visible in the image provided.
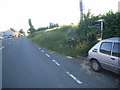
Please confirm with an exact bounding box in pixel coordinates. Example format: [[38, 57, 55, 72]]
[[0, 36, 4, 40], [8, 35, 13, 38], [3, 35, 8, 39], [88, 37, 120, 74]]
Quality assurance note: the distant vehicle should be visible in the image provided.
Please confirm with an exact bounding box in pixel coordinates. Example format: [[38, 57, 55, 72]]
[[88, 37, 120, 74], [8, 35, 13, 38], [3, 35, 8, 38], [0, 36, 4, 40], [3, 35, 13, 38]]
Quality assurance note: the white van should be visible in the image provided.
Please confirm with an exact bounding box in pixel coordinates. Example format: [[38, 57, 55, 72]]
[[88, 37, 120, 74]]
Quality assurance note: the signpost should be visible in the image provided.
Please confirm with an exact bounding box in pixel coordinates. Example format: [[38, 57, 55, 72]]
[[93, 19, 104, 40]]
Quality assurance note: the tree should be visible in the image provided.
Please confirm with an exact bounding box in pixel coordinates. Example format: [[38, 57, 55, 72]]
[[37, 27, 49, 31], [77, 10, 100, 42], [101, 11, 120, 39], [49, 22, 59, 29], [19, 29, 25, 34], [27, 19, 36, 34]]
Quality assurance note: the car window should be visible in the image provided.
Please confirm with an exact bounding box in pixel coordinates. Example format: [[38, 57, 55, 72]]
[[100, 42, 112, 55], [112, 43, 120, 57]]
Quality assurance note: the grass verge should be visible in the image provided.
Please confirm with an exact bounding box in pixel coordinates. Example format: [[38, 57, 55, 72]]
[[28, 25, 92, 58]]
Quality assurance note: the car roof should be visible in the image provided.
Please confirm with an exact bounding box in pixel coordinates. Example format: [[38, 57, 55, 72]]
[[101, 37, 120, 43]]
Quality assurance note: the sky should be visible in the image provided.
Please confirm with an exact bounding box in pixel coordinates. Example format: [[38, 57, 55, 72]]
[[0, 0, 119, 32]]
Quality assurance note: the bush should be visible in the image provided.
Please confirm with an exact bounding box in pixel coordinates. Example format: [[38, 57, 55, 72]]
[[28, 11, 120, 58]]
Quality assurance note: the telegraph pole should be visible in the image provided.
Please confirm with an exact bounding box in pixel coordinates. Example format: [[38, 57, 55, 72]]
[[118, 1, 120, 12], [80, 0, 83, 21]]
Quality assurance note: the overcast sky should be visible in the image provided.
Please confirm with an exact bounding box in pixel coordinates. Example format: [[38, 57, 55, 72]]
[[0, 0, 119, 32]]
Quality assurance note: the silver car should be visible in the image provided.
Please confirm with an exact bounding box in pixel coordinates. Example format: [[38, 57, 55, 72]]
[[88, 37, 120, 74]]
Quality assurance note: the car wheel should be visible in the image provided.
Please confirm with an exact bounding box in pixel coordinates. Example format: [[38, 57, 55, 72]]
[[91, 59, 101, 72]]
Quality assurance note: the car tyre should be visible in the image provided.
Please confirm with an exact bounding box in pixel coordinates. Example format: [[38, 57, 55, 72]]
[[91, 59, 101, 72]]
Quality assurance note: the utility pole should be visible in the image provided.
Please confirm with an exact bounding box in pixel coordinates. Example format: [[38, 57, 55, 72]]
[[118, 1, 120, 12], [80, 0, 83, 21]]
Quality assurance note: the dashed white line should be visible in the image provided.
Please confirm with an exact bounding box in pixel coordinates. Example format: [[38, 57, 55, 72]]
[[35, 44, 37, 46], [66, 71, 70, 74], [66, 71, 82, 84], [52, 60, 60, 66], [33, 44, 82, 85], [52, 60, 55, 62], [41, 50, 44, 52], [37, 46, 39, 48], [50, 51, 54, 54], [0, 46, 4, 50], [56, 62, 60, 66], [76, 79, 82, 84], [69, 74, 77, 80], [46, 54, 50, 57]]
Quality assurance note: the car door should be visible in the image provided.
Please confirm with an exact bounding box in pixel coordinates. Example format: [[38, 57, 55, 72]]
[[110, 43, 120, 73], [98, 42, 113, 70]]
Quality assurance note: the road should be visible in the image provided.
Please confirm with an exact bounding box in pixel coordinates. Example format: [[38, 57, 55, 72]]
[[2, 37, 119, 88]]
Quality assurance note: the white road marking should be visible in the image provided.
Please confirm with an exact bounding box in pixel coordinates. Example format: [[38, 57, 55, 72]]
[[56, 62, 60, 66], [37, 46, 39, 48], [66, 71, 70, 74], [41, 50, 44, 52], [66, 72, 82, 84], [33, 42, 82, 85], [50, 51, 54, 54], [66, 56, 73, 59], [0, 46, 4, 50], [52, 60, 55, 62], [46, 54, 50, 57], [76, 79, 82, 84], [69, 74, 77, 80], [52, 60, 60, 66], [38, 48, 41, 49]]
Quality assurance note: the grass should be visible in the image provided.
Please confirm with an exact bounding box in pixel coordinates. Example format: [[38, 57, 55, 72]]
[[28, 25, 91, 58]]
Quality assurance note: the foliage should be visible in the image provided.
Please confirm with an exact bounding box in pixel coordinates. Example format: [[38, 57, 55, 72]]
[[37, 22, 59, 31], [101, 11, 120, 38], [27, 19, 36, 34], [37, 27, 49, 31], [28, 10, 120, 58], [49, 22, 59, 29], [19, 29, 25, 34]]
